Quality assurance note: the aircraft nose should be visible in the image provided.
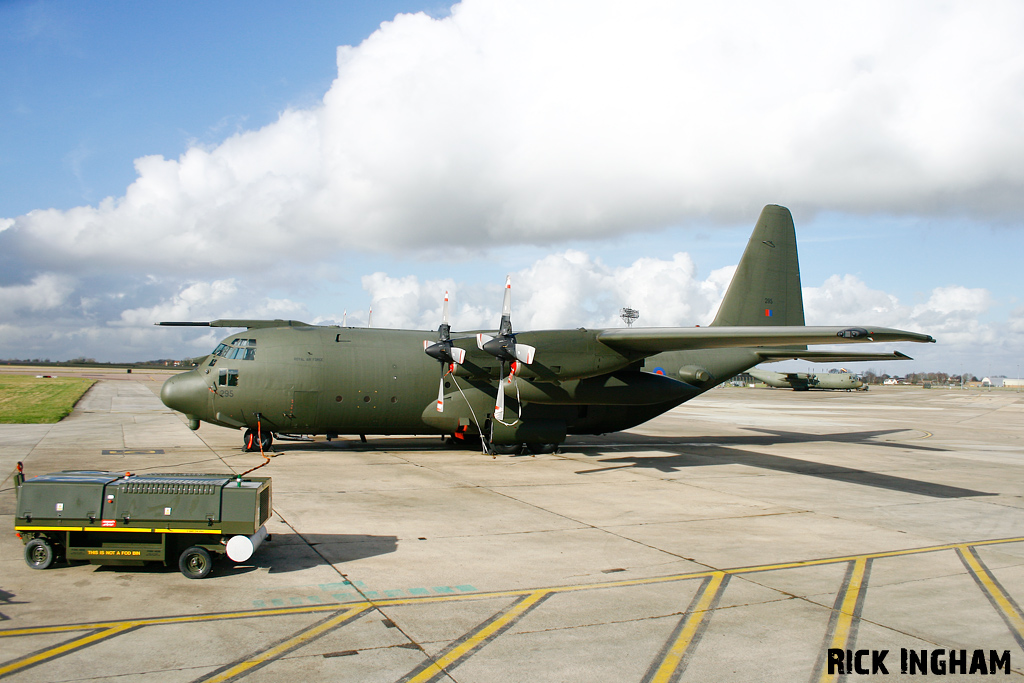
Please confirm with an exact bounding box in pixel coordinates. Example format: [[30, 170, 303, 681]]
[[160, 370, 208, 416]]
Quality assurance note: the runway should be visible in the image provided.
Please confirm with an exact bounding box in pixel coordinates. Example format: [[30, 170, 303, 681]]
[[2, 375, 1023, 681]]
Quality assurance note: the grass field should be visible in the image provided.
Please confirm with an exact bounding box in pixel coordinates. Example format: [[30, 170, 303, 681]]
[[0, 375, 96, 423]]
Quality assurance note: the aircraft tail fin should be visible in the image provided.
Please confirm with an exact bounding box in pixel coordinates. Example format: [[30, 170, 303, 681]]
[[709, 205, 805, 328]]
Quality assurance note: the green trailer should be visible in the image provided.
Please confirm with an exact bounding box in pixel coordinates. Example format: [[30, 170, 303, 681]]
[[13, 463, 272, 578]]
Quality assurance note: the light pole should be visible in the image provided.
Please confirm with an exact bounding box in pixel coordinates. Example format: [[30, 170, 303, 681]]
[[620, 308, 639, 327]]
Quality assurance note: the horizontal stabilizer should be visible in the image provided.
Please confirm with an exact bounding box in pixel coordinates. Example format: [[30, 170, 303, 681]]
[[597, 326, 934, 354], [757, 350, 913, 363]]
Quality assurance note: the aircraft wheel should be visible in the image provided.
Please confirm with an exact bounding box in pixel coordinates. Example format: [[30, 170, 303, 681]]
[[24, 538, 55, 570], [243, 428, 273, 452], [489, 442, 522, 455], [525, 443, 558, 455], [179, 546, 213, 579]]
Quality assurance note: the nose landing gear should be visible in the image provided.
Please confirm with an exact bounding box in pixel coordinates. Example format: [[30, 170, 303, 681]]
[[243, 427, 273, 452]]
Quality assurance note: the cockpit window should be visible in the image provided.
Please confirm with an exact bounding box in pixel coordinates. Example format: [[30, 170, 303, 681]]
[[218, 369, 239, 387], [211, 339, 257, 360]]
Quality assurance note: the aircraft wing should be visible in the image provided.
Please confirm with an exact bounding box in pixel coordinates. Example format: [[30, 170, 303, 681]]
[[757, 350, 913, 363], [596, 326, 935, 354]]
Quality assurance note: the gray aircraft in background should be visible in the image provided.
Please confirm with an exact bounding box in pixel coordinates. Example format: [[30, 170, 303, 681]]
[[748, 368, 866, 391]]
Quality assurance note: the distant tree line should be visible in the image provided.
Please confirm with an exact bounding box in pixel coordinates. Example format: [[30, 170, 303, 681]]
[[860, 371, 981, 385], [0, 358, 197, 367]]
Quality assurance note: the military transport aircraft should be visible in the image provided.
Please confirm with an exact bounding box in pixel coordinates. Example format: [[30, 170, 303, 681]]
[[158, 205, 934, 454], [748, 367, 866, 391]]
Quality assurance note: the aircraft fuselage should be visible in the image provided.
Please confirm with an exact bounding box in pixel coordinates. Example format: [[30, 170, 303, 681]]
[[160, 325, 761, 442]]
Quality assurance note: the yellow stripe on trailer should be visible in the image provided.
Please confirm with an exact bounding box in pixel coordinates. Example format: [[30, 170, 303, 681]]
[[16, 525, 223, 534]]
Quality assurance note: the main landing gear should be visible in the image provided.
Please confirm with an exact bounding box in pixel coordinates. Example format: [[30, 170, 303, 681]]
[[486, 440, 559, 456], [446, 433, 559, 456], [243, 427, 272, 452]]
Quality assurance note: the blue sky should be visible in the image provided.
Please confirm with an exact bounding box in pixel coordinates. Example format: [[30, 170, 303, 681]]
[[1, 1, 1022, 377], [1, 1, 449, 215]]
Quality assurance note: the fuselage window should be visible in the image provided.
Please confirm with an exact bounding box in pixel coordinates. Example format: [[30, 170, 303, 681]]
[[218, 369, 239, 387]]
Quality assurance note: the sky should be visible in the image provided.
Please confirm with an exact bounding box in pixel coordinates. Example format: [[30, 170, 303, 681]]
[[1, 0, 1023, 377]]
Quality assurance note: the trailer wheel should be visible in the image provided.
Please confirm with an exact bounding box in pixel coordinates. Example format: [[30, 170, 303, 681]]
[[179, 546, 213, 579], [25, 538, 55, 570]]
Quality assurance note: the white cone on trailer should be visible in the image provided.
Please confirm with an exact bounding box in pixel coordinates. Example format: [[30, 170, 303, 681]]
[[226, 525, 269, 562]]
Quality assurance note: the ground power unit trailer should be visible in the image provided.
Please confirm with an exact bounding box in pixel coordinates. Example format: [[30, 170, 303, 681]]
[[14, 465, 272, 578]]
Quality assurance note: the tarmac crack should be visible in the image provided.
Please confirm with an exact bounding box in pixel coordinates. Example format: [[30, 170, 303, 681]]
[[271, 509, 431, 667]]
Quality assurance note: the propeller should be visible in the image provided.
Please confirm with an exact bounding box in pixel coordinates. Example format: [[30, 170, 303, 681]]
[[476, 275, 535, 421], [423, 292, 466, 412]]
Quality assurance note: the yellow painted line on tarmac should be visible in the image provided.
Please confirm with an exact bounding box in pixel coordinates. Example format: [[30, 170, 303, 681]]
[[957, 545, 1024, 649], [402, 590, 551, 683], [0, 603, 364, 638], [0, 623, 135, 677], [199, 605, 370, 683], [817, 557, 871, 683], [4, 537, 1024, 640], [3, 537, 1024, 680], [724, 536, 1024, 579], [643, 571, 729, 683]]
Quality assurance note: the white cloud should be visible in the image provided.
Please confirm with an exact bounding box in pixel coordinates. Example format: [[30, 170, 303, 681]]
[[0, 273, 75, 316], [362, 249, 730, 331], [915, 286, 993, 318], [802, 275, 1010, 368], [804, 275, 903, 323], [4, 0, 1024, 278], [114, 279, 309, 328], [1, 0, 1021, 372]]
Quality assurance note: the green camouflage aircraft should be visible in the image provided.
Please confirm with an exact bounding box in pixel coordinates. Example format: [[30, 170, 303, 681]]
[[748, 367, 866, 391], [159, 205, 934, 454]]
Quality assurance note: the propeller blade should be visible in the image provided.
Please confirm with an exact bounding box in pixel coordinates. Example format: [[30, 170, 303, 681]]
[[514, 343, 536, 365], [424, 291, 466, 369], [494, 373, 505, 421], [501, 275, 512, 318], [436, 375, 445, 412], [476, 333, 492, 351]]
